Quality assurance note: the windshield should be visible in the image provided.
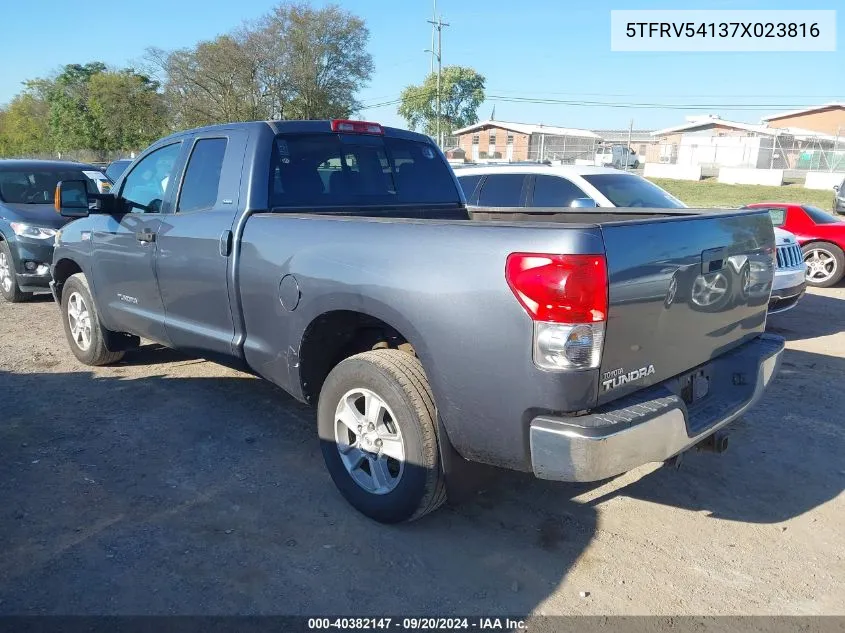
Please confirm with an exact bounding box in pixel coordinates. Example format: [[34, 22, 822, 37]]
[[105, 160, 131, 183], [0, 168, 104, 204], [582, 173, 686, 208], [269, 134, 461, 208], [802, 205, 843, 224]]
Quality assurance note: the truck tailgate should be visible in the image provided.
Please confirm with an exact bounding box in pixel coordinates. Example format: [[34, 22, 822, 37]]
[[597, 210, 775, 406]]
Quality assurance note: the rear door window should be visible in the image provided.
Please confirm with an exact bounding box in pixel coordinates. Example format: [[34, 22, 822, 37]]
[[476, 174, 527, 206], [177, 138, 228, 213], [531, 174, 589, 207], [269, 134, 460, 208]]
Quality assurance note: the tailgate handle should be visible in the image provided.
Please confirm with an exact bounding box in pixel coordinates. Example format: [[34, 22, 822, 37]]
[[701, 247, 726, 273]]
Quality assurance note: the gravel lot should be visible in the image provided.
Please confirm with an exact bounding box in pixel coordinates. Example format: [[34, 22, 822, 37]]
[[1, 288, 843, 616]]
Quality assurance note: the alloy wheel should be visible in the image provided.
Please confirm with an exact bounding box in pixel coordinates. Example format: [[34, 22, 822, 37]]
[[804, 248, 837, 284], [67, 291, 93, 351], [334, 388, 406, 495], [0, 251, 12, 294]]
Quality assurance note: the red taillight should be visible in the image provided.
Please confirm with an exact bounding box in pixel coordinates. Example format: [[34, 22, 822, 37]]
[[331, 119, 384, 135], [505, 253, 608, 323]]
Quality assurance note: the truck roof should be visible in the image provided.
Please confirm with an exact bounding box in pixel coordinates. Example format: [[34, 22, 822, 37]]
[[156, 120, 433, 145]]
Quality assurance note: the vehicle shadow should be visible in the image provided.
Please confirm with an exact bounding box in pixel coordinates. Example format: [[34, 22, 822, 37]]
[[114, 343, 199, 367], [766, 289, 844, 341], [576, 344, 844, 526], [1, 346, 841, 616], [0, 368, 595, 616]]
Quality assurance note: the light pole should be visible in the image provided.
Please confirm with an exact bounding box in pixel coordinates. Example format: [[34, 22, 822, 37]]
[[425, 15, 449, 147], [423, 46, 441, 147]]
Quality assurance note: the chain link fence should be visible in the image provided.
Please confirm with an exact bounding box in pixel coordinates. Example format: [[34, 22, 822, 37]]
[[650, 134, 845, 172]]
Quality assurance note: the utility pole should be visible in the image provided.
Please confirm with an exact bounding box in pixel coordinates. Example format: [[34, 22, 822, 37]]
[[430, 0, 436, 75], [626, 119, 633, 171], [426, 14, 449, 147]]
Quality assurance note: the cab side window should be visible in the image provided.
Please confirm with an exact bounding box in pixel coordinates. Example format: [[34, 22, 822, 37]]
[[531, 175, 589, 207], [120, 143, 182, 214], [177, 138, 228, 213]]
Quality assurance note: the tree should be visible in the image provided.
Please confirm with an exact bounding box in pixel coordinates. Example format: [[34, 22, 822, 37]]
[[46, 62, 107, 152], [256, 2, 374, 119], [88, 71, 168, 151], [150, 2, 374, 125], [398, 66, 486, 138], [0, 92, 51, 156], [150, 36, 263, 130]]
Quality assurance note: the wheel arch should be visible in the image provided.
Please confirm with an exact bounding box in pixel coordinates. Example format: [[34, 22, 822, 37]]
[[51, 257, 84, 302], [297, 308, 432, 406]]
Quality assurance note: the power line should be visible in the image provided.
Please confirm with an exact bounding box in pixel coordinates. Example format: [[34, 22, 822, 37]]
[[360, 91, 836, 112]]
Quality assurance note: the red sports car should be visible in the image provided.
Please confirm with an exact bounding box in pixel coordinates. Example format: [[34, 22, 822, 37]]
[[745, 202, 845, 288]]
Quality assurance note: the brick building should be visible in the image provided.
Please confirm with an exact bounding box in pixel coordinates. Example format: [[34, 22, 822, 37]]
[[761, 103, 845, 137], [451, 120, 599, 162]]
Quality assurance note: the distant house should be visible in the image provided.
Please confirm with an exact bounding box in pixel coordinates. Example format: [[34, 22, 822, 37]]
[[761, 103, 845, 137], [451, 120, 599, 162], [651, 115, 788, 168], [650, 114, 842, 169]]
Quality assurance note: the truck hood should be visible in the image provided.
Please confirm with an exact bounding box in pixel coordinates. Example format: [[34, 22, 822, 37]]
[[0, 203, 70, 230]]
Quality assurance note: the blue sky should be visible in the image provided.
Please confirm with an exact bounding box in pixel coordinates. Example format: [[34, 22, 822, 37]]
[[0, 0, 842, 131]]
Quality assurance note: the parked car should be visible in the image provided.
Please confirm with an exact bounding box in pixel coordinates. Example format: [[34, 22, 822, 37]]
[[744, 202, 845, 287], [595, 144, 640, 169], [833, 178, 845, 215], [456, 165, 802, 313], [0, 160, 109, 302], [104, 159, 133, 183], [51, 120, 783, 523], [768, 227, 806, 313]]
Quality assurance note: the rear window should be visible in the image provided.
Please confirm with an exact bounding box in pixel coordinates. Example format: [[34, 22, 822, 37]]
[[581, 173, 686, 208], [767, 208, 786, 226], [802, 205, 842, 224], [0, 168, 103, 204], [269, 134, 460, 208]]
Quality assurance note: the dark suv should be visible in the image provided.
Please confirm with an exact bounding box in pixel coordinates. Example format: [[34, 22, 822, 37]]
[[0, 160, 104, 302]]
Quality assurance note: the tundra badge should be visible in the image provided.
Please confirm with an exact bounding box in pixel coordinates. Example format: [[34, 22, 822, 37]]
[[602, 365, 656, 392]]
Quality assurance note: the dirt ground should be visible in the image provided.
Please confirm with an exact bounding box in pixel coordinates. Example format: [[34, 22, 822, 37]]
[[1, 287, 843, 616]]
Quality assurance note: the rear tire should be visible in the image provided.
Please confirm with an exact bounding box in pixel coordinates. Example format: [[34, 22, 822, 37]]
[[60, 273, 125, 366], [802, 242, 844, 288], [0, 241, 33, 303], [318, 349, 446, 523]]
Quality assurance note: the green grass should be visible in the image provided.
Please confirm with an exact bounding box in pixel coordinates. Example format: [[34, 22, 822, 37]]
[[647, 177, 836, 211]]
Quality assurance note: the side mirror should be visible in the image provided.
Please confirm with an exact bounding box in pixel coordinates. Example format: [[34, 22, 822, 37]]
[[570, 198, 598, 208], [834, 185, 840, 192], [54, 180, 90, 218]]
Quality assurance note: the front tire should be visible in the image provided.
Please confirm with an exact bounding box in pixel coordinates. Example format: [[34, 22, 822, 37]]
[[0, 241, 33, 303], [802, 242, 845, 287], [60, 273, 125, 366], [318, 349, 446, 523]]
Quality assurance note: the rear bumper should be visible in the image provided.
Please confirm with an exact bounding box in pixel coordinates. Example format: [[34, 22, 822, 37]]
[[768, 280, 805, 314], [529, 334, 784, 482]]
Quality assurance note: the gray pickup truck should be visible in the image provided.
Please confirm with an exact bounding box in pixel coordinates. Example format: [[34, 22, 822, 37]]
[[51, 119, 785, 523]]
